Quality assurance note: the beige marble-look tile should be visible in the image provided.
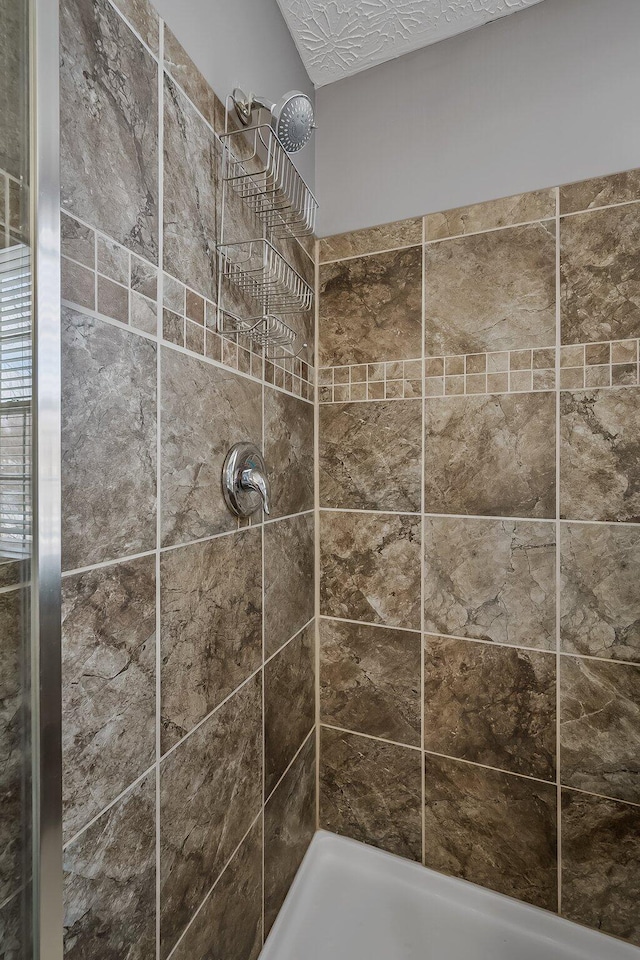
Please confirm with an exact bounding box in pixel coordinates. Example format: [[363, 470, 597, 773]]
[[320, 727, 422, 861], [560, 656, 640, 805], [426, 189, 556, 240], [559, 168, 640, 214], [60, 0, 158, 263], [561, 203, 640, 345], [160, 528, 262, 751], [62, 308, 157, 571], [320, 511, 421, 629], [264, 513, 314, 657], [160, 675, 262, 958], [560, 388, 640, 522], [319, 400, 422, 513], [424, 754, 557, 910], [160, 347, 261, 547], [63, 772, 156, 960], [265, 623, 315, 797], [560, 522, 640, 663], [264, 736, 316, 935], [424, 636, 556, 780], [163, 26, 223, 131], [163, 75, 220, 301], [425, 222, 556, 356], [170, 819, 262, 960], [320, 619, 420, 746], [424, 516, 556, 650], [425, 392, 556, 519], [319, 217, 423, 262], [110, 0, 159, 54], [561, 790, 640, 946], [62, 557, 156, 842], [319, 247, 422, 367], [264, 388, 314, 518], [0, 589, 26, 905]]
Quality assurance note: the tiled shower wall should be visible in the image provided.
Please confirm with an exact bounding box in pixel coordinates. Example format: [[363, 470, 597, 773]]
[[59, 0, 316, 957], [317, 171, 640, 946]]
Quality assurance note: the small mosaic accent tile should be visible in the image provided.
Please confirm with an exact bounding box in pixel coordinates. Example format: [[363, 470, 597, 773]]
[[319, 339, 640, 402]]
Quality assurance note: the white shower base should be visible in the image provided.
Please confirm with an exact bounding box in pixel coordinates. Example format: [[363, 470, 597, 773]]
[[260, 831, 640, 960]]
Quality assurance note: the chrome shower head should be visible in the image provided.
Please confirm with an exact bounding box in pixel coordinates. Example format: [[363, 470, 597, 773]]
[[272, 91, 315, 153], [231, 88, 316, 154]]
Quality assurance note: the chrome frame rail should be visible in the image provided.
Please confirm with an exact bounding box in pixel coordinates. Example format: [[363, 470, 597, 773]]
[[30, 0, 63, 956]]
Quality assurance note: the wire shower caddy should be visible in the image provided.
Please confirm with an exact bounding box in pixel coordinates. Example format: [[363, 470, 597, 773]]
[[220, 124, 318, 239], [217, 115, 315, 360]]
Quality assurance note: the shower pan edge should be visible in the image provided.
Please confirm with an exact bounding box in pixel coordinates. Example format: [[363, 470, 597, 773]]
[[260, 830, 640, 960]]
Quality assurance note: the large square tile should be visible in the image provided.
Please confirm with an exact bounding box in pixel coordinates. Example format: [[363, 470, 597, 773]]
[[161, 528, 262, 751], [319, 247, 423, 367], [320, 619, 420, 746], [160, 676, 262, 957], [425, 223, 556, 356], [425, 393, 556, 519], [62, 309, 157, 570], [560, 656, 640, 804], [424, 636, 556, 780], [560, 388, 640, 522], [424, 755, 557, 910], [561, 522, 640, 662], [320, 511, 421, 629], [320, 727, 422, 862], [319, 400, 422, 512], [160, 347, 262, 546], [62, 557, 156, 841], [60, 0, 158, 261]]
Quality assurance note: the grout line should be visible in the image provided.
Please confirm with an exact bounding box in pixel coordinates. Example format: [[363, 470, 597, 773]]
[[105, 0, 158, 62], [421, 746, 557, 788], [156, 21, 165, 960], [555, 185, 563, 917], [559, 785, 640, 811], [319, 506, 421, 517], [321, 723, 422, 754], [319, 239, 423, 266], [62, 548, 157, 578], [318, 613, 422, 635], [63, 760, 157, 850], [264, 726, 316, 807], [158, 619, 315, 764]]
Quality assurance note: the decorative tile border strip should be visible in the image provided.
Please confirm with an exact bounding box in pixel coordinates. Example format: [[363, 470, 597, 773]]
[[319, 340, 640, 402], [61, 210, 315, 403]]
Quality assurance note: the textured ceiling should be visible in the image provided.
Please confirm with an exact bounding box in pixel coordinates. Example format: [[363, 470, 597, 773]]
[[276, 0, 546, 87]]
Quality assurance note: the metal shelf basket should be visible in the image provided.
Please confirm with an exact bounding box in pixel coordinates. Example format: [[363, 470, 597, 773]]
[[221, 124, 318, 239], [219, 312, 298, 357], [219, 239, 313, 314]]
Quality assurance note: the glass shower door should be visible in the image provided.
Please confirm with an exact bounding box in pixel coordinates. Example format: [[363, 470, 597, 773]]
[[0, 0, 62, 957]]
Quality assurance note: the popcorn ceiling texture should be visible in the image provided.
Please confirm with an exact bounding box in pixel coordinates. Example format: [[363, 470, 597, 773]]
[[276, 0, 545, 86]]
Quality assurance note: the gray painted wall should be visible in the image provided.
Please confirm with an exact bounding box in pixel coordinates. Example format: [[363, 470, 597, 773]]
[[315, 0, 640, 237], [152, 0, 315, 188]]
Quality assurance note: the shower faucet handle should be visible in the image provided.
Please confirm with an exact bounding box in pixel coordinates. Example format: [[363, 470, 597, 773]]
[[241, 465, 270, 516], [222, 443, 271, 519]]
